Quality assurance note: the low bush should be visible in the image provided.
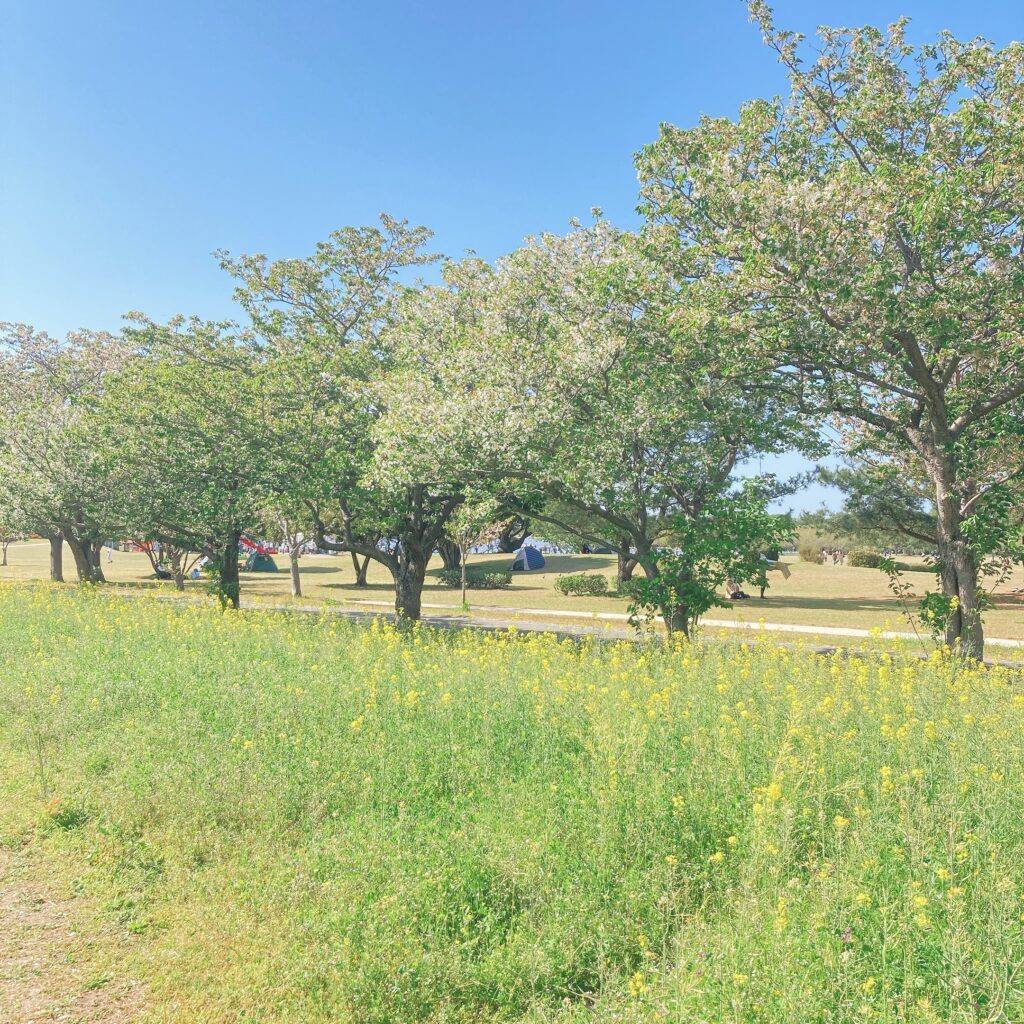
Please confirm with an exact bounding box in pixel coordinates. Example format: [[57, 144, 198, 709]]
[[437, 568, 512, 589], [798, 542, 825, 564], [554, 573, 609, 596], [848, 549, 884, 568]]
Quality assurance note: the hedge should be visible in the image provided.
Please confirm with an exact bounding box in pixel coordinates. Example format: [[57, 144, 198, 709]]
[[437, 568, 513, 589], [848, 550, 884, 568], [554, 574, 610, 597]]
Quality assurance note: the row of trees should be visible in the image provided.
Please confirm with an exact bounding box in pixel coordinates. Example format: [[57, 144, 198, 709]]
[[2, 6, 1022, 657]]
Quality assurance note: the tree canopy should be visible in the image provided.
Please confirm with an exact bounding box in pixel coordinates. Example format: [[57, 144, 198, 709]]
[[637, 3, 1024, 655], [4, 8, 1021, 656]]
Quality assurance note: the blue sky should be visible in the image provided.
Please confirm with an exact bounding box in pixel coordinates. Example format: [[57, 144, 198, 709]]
[[3, 1, 1020, 509]]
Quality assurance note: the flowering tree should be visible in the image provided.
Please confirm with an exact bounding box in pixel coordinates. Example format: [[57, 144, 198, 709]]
[[219, 216, 464, 624], [638, 4, 1024, 657], [377, 220, 809, 637], [0, 323, 126, 582], [101, 316, 282, 608]]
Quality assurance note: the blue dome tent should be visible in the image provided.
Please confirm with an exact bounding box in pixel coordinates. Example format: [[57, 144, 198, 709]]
[[511, 545, 545, 571]]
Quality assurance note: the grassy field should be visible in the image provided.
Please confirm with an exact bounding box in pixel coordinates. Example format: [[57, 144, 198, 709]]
[[2, 585, 1024, 1021], [3, 540, 1023, 640]]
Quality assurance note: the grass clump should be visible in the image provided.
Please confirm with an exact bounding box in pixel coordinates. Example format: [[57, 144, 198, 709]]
[[1, 584, 1023, 1022], [798, 542, 825, 564]]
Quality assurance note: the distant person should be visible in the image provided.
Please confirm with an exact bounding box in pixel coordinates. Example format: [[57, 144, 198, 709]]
[[756, 553, 790, 597]]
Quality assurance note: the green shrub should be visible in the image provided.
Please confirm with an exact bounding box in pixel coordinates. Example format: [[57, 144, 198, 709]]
[[436, 568, 512, 589], [798, 542, 825, 564], [848, 550, 884, 568], [554, 574, 609, 596]]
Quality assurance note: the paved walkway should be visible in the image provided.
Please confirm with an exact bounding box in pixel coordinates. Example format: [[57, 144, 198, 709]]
[[336, 596, 1024, 650], [225, 596, 1022, 668]]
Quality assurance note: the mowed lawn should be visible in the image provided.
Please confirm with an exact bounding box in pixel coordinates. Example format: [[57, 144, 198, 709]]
[[2, 587, 1024, 1022], [3, 539, 1023, 640]]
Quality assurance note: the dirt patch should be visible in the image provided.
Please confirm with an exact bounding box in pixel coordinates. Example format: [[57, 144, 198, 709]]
[[0, 849, 145, 1023]]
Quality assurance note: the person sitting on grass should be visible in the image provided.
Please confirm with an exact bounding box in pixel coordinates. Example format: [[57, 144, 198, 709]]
[[726, 579, 750, 600]]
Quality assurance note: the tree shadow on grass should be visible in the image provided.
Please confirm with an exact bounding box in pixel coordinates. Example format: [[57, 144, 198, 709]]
[[323, 582, 395, 593], [531, 554, 618, 574]]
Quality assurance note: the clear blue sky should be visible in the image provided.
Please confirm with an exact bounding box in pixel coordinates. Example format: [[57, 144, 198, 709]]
[[3, 1, 1020, 509]]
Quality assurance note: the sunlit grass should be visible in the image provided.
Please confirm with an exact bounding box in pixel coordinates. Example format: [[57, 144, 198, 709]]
[[3, 539, 1023, 641], [2, 584, 1023, 1022], [2, 536, 1024, 638]]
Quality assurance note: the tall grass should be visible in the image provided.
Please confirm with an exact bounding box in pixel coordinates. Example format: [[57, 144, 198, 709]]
[[1, 584, 1023, 1022]]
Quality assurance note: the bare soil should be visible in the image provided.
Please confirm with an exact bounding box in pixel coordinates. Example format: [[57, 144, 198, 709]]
[[0, 850, 145, 1024]]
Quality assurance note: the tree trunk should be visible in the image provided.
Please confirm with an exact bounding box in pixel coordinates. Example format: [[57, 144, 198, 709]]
[[66, 535, 107, 583], [931, 459, 984, 659], [142, 544, 160, 573], [88, 541, 106, 584], [635, 547, 692, 640], [665, 604, 691, 640], [66, 536, 92, 582], [350, 551, 370, 586], [168, 548, 186, 591], [460, 544, 469, 608], [48, 533, 64, 582], [311, 488, 459, 625], [497, 518, 530, 554], [219, 532, 242, 610], [936, 535, 984, 657], [1, 539, 9, 566], [393, 556, 427, 624], [616, 538, 638, 588], [437, 539, 461, 570], [289, 546, 302, 598]]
